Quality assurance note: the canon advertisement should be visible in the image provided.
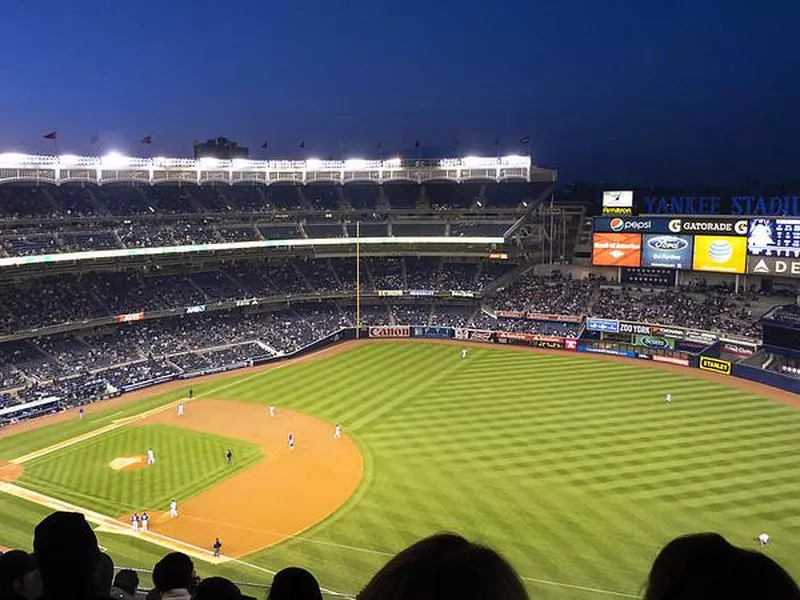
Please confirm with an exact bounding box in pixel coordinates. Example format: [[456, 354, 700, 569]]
[[369, 326, 410, 338], [641, 234, 693, 269]]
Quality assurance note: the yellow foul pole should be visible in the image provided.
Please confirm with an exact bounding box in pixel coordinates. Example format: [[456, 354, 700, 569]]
[[356, 220, 361, 338]]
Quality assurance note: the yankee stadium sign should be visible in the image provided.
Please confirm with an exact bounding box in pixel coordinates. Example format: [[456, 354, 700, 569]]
[[638, 193, 800, 217]]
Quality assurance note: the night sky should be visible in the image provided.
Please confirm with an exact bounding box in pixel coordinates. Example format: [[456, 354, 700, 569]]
[[1, 0, 798, 186]]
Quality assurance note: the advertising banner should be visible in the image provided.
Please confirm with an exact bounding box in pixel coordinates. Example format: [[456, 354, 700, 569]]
[[409, 290, 436, 297], [593, 217, 670, 234], [564, 338, 578, 351], [652, 355, 691, 366], [235, 298, 259, 307], [586, 318, 620, 333], [453, 328, 495, 342], [377, 290, 404, 297], [641, 234, 694, 269], [667, 218, 749, 236], [699, 356, 732, 375], [186, 305, 207, 314], [495, 310, 525, 319], [747, 256, 800, 278], [577, 345, 637, 359], [592, 233, 643, 267], [747, 218, 800, 257], [496, 332, 565, 349], [527, 313, 583, 323], [369, 326, 410, 338], [692, 235, 747, 273], [720, 342, 755, 358], [117, 312, 144, 323], [411, 326, 452, 339], [675, 339, 709, 353], [634, 334, 675, 351], [450, 290, 475, 298]]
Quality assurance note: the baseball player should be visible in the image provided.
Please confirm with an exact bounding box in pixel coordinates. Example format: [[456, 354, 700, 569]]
[[169, 499, 178, 519], [130, 512, 139, 533], [213, 538, 222, 558], [225, 448, 233, 467], [177, 403, 184, 416], [146, 448, 155, 466], [269, 405, 276, 417], [666, 392, 672, 404], [288, 432, 294, 450], [188, 388, 194, 400], [758, 533, 770, 546], [461, 348, 468, 359], [140, 512, 149, 532], [334, 424, 342, 439], [79, 407, 85, 419]]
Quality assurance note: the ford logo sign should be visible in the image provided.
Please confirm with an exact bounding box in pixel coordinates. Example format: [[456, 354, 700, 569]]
[[641, 336, 669, 349], [647, 236, 688, 251]]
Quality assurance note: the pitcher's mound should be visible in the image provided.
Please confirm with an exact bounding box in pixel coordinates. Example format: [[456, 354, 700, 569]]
[[110, 456, 146, 471], [0, 461, 23, 481]]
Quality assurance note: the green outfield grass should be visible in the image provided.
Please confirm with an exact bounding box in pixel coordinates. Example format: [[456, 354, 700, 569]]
[[17, 424, 262, 515], [2, 341, 800, 600]]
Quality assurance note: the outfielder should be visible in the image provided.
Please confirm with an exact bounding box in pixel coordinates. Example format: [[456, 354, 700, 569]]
[[146, 448, 156, 466], [461, 348, 468, 359], [758, 533, 770, 546], [177, 403, 184, 416], [666, 392, 672, 404], [226, 448, 233, 467], [169, 499, 178, 519]]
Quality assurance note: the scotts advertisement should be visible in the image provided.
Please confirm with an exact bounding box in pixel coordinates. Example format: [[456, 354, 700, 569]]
[[594, 217, 670, 233], [641, 234, 694, 269], [667, 218, 749, 236], [592, 233, 643, 267], [496, 332, 565, 349], [453, 329, 495, 342], [692, 235, 747, 274], [699, 356, 732, 375], [747, 256, 800, 278], [633, 334, 675, 350], [369, 326, 410, 338]]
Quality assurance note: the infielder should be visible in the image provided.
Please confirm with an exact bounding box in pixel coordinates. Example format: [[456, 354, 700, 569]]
[[269, 405, 276, 417], [169, 499, 178, 519], [225, 448, 233, 467], [213, 538, 222, 558], [131, 513, 139, 533], [288, 432, 294, 450], [177, 403, 184, 416], [140, 512, 149, 532], [334, 424, 342, 439], [146, 448, 156, 466]]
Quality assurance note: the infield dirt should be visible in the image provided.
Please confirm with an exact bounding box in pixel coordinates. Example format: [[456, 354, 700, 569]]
[[123, 399, 363, 558]]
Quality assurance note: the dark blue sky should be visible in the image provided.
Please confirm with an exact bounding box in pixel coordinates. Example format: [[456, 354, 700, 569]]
[[1, 0, 798, 185]]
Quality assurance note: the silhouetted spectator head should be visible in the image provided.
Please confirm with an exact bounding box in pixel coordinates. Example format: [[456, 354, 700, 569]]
[[93, 552, 114, 596], [194, 577, 241, 600], [111, 569, 139, 600], [152, 553, 196, 594], [0, 550, 41, 600], [33, 511, 99, 599], [357, 533, 528, 600], [268, 567, 322, 600], [644, 532, 800, 600]]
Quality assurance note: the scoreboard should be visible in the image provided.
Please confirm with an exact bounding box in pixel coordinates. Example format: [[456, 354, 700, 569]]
[[747, 218, 800, 257]]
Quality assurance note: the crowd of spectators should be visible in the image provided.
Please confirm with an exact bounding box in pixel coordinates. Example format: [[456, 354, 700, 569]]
[[1, 512, 798, 600]]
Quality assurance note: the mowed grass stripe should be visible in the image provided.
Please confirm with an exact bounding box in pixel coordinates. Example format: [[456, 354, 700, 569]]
[[3, 341, 800, 599]]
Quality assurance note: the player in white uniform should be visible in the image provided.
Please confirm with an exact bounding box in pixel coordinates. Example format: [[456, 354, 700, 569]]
[[146, 448, 156, 465], [666, 393, 672, 404], [758, 533, 770, 546], [288, 432, 294, 450], [131, 513, 139, 533], [269, 405, 276, 417], [177, 403, 184, 416], [334, 424, 342, 438], [461, 348, 468, 359], [169, 499, 178, 519], [140, 512, 149, 531]]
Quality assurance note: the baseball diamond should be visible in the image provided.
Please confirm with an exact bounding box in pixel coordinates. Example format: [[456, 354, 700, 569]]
[[2, 340, 800, 599]]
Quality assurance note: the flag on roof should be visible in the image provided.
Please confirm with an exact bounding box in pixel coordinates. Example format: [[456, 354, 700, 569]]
[[520, 136, 530, 144], [140, 135, 153, 144], [300, 140, 305, 149], [261, 140, 269, 149], [90, 134, 100, 144], [43, 131, 58, 140]]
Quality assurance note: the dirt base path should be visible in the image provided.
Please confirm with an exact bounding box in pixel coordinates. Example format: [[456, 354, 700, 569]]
[[125, 399, 363, 558]]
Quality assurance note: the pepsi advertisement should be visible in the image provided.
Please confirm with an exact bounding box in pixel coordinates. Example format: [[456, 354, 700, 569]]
[[641, 234, 694, 269], [594, 216, 671, 234]]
